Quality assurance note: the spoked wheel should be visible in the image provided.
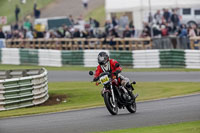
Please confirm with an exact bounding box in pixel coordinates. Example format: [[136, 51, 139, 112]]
[[126, 93, 137, 113], [104, 92, 118, 115]]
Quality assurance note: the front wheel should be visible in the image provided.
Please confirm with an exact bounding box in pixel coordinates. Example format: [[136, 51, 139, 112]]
[[104, 92, 118, 115], [126, 102, 136, 113], [126, 93, 136, 113]]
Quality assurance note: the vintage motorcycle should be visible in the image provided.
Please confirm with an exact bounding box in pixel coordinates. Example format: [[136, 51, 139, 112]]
[[89, 68, 138, 115]]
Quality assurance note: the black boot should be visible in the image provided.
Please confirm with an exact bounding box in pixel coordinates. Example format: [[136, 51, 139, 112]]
[[125, 83, 134, 91]]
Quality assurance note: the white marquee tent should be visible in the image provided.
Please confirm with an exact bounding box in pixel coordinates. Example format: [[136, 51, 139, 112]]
[[105, 0, 200, 30]]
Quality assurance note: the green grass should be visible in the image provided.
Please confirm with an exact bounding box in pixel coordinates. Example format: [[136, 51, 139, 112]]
[[0, 64, 200, 72], [85, 5, 105, 26], [94, 120, 200, 133], [0, 82, 199, 118], [0, 0, 55, 25]]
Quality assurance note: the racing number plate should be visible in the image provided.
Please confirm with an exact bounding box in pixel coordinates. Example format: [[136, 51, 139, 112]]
[[100, 75, 109, 84]]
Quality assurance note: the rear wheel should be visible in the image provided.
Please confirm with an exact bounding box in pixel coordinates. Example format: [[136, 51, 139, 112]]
[[104, 92, 118, 115]]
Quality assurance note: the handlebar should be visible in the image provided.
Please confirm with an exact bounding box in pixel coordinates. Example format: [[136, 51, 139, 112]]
[[93, 70, 121, 82]]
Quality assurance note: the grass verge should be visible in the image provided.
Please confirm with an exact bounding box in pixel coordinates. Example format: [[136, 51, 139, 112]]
[[0, 0, 55, 25], [93, 120, 200, 133], [0, 64, 200, 72], [85, 5, 105, 26], [0, 82, 199, 118]]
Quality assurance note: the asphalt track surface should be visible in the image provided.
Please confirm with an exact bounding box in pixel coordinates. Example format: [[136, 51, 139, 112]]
[[0, 94, 200, 133], [48, 71, 200, 82]]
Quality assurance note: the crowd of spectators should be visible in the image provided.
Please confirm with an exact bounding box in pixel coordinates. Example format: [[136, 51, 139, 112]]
[[0, 8, 200, 40], [0, 14, 136, 40], [141, 8, 200, 38]]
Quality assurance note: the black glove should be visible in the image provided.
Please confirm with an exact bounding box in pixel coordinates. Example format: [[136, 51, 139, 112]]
[[93, 77, 99, 82], [114, 70, 121, 75]]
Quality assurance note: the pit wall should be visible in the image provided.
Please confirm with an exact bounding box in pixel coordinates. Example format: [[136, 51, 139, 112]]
[[0, 48, 199, 68]]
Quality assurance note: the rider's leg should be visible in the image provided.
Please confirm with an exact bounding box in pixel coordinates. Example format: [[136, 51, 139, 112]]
[[118, 74, 134, 91]]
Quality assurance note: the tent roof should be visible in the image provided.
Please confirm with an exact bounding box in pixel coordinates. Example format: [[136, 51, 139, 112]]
[[106, 0, 200, 13]]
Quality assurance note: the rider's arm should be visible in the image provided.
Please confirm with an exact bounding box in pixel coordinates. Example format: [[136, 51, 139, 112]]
[[111, 59, 122, 72], [94, 65, 102, 80]]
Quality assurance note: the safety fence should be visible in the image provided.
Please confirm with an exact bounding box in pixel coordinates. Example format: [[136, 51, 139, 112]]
[[190, 37, 200, 49], [5, 38, 152, 50], [4, 37, 200, 50], [0, 48, 199, 68], [0, 68, 48, 111]]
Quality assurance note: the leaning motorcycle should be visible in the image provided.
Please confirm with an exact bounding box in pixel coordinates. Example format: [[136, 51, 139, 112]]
[[89, 69, 138, 115]]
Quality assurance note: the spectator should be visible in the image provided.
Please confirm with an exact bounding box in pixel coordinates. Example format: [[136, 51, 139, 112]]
[[69, 15, 75, 26], [36, 31, 44, 38], [141, 23, 151, 38], [0, 28, 5, 38], [123, 25, 132, 38], [34, 2, 37, 14], [89, 18, 99, 29], [188, 25, 197, 37], [152, 24, 161, 37], [163, 9, 170, 23], [13, 23, 19, 30], [197, 27, 200, 36], [160, 25, 168, 37], [23, 19, 32, 31], [44, 31, 50, 39], [165, 23, 172, 34], [148, 12, 153, 23], [154, 10, 162, 24], [129, 20, 134, 28], [104, 20, 113, 33], [5, 31, 12, 39], [73, 28, 81, 38], [119, 14, 129, 28], [34, 3, 41, 19], [130, 25, 135, 37], [77, 15, 85, 26], [82, 0, 88, 9], [15, 5, 20, 22], [143, 22, 151, 36], [108, 28, 119, 47], [178, 24, 187, 37], [25, 30, 34, 39], [81, 30, 89, 38], [89, 18, 96, 29], [93, 19, 100, 28], [111, 15, 118, 27], [171, 9, 180, 32]]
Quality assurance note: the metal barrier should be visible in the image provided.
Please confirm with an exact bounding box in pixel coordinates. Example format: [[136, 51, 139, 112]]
[[0, 68, 48, 111], [190, 37, 200, 49], [5, 37, 200, 50], [5, 38, 152, 50]]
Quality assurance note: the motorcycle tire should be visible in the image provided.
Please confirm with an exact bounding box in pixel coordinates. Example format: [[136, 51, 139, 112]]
[[104, 92, 118, 115], [126, 93, 136, 113]]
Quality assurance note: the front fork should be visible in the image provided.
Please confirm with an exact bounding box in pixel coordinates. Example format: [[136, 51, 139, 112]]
[[110, 84, 116, 107]]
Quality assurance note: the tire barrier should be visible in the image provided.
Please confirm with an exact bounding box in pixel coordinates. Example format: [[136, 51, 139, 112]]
[[133, 50, 160, 68], [0, 48, 199, 68], [0, 68, 48, 111], [160, 50, 185, 68]]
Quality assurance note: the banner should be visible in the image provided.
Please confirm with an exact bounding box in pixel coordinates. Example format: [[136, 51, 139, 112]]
[[0, 16, 7, 25]]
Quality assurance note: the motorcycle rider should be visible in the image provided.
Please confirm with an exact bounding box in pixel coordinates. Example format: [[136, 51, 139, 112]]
[[93, 52, 133, 92]]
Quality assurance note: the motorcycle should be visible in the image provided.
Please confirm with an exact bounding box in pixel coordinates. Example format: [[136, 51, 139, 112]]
[[89, 65, 138, 115]]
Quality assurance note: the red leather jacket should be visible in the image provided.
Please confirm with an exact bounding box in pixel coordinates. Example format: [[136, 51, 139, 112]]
[[94, 59, 122, 78]]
